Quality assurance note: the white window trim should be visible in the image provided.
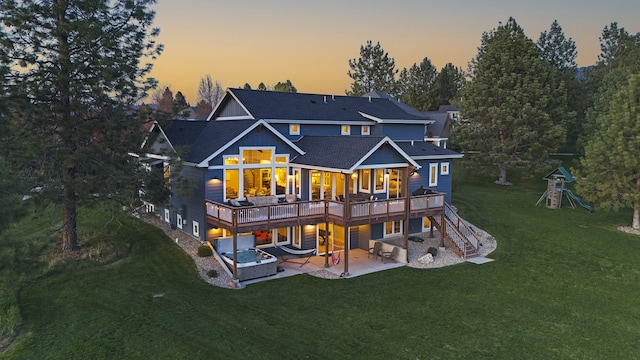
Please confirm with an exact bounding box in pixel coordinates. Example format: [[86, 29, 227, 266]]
[[164, 209, 170, 223], [373, 169, 387, 194], [341, 125, 351, 135], [361, 125, 370, 135], [429, 163, 438, 187], [422, 217, 431, 232], [359, 169, 371, 193], [176, 214, 183, 230], [440, 162, 450, 175], [289, 124, 300, 135], [275, 228, 289, 245], [192, 221, 200, 238], [221, 147, 290, 200], [383, 220, 403, 238]]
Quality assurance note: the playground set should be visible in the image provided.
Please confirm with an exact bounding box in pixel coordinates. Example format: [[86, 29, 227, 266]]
[[536, 167, 593, 212]]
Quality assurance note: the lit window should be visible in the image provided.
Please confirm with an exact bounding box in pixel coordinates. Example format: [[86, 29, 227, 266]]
[[341, 125, 350, 135], [242, 149, 272, 164], [360, 169, 371, 192], [290, 124, 300, 135], [440, 162, 450, 175], [177, 214, 183, 230], [375, 169, 385, 192], [429, 163, 438, 187], [164, 209, 170, 223], [384, 221, 403, 237], [361, 125, 370, 135]]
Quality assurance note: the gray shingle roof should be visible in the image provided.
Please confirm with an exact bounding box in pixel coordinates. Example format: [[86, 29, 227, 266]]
[[162, 119, 258, 163], [227, 88, 432, 122], [291, 136, 387, 170], [396, 141, 461, 159]]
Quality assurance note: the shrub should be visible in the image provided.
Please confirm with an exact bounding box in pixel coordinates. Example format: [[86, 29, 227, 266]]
[[206, 269, 218, 278], [427, 247, 438, 257], [197, 245, 212, 257]]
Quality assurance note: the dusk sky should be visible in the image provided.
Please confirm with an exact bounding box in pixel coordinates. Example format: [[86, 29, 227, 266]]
[[149, 0, 640, 104]]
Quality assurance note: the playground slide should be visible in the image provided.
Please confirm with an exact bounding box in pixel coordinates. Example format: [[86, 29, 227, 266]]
[[565, 189, 594, 213]]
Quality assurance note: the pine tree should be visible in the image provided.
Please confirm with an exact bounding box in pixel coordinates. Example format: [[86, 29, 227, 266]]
[[575, 75, 640, 228], [397, 57, 438, 111], [273, 80, 297, 93], [0, 0, 162, 251], [453, 18, 566, 185], [346, 40, 398, 96], [429, 63, 464, 110], [172, 91, 190, 118]]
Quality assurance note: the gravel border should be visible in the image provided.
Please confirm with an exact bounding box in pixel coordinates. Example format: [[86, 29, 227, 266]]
[[140, 214, 497, 288]]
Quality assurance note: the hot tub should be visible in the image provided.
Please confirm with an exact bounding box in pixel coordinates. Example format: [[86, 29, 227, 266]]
[[220, 248, 277, 281]]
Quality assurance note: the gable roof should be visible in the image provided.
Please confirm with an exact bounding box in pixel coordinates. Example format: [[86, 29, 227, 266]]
[[159, 119, 304, 166], [291, 136, 419, 172], [210, 88, 435, 124], [396, 141, 463, 160], [543, 167, 575, 182]]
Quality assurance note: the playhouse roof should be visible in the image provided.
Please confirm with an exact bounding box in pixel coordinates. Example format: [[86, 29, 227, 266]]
[[543, 167, 575, 182]]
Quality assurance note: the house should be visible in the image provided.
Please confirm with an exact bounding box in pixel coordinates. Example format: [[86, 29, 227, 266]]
[[141, 88, 476, 281]]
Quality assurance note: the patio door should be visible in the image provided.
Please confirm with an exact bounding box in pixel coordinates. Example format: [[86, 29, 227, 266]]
[[317, 223, 348, 255]]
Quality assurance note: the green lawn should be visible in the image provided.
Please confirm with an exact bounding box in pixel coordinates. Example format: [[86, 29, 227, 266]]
[[3, 165, 640, 359]]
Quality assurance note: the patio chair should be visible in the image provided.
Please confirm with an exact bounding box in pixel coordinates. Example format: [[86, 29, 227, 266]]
[[382, 247, 400, 263], [368, 241, 382, 260]]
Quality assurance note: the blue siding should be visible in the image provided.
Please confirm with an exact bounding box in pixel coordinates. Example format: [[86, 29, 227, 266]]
[[361, 145, 408, 165], [378, 123, 425, 141], [207, 126, 299, 166], [163, 165, 207, 241], [205, 169, 224, 202]]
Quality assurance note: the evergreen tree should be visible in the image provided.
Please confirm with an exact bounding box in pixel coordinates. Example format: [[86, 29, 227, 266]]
[[453, 18, 566, 185], [242, 83, 252, 90], [575, 75, 640, 229], [536, 20, 577, 151], [346, 40, 398, 96], [0, 0, 162, 251], [430, 63, 464, 110], [580, 23, 640, 149], [172, 91, 190, 118], [273, 79, 297, 93], [257, 82, 268, 91], [397, 57, 438, 111]]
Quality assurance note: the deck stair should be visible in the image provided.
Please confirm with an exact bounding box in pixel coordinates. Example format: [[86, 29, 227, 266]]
[[432, 202, 481, 259]]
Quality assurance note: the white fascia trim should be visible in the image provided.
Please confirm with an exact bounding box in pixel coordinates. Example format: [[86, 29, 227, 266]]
[[353, 162, 410, 170], [206, 89, 256, 121], [195, 119, 305, 168], [412, 154, 464, 160], [144, 153, 171, 160], [348, 136, 421, 172], [291, 164, 348, 173], [215, 116, 254, 121], [358, 112, 434, 125]]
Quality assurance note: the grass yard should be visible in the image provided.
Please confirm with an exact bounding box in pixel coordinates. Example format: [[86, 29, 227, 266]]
[[2, 163, 640, 359]]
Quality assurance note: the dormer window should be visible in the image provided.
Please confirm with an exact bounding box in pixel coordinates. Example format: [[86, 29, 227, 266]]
[[361, 125, 370, 135], [290, 124, 300, 135], [341, 125, 350, 135]]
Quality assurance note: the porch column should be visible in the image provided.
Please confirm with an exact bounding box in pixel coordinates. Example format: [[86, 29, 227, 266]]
[[324, 218, 330, 268], [429, 216, 435, 238]]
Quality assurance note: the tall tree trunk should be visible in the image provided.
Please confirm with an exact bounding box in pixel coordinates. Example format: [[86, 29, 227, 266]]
[[496, 165, 509, 185], [62, 184, 79, 251], [633, 206, 640, 230]]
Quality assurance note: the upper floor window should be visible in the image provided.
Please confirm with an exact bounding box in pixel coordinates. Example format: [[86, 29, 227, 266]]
[[290, 124, 300, 135], [361, 125, 370, 135], [359, 169, 371, 192], [341, 125, 351, 135], [429, 163, 438, 187], [440, 162, 450, 175], [243, 149, 272, 164]]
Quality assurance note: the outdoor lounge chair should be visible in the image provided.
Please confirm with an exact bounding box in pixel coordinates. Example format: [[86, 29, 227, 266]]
[[382, 247, 400, 263], [368, 241, 382, 261]]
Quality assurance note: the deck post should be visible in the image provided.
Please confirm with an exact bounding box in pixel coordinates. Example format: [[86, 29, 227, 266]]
[[403, 166, 412, 262], [232, 209, 238, 281], [324, 216, 330, 268], [342, 174, 350, 276], [439, 213, 445, 248], [429, 216, 435, 238]]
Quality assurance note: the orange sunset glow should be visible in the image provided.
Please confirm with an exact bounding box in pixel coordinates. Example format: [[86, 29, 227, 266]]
[[148, 0, 640, 103]]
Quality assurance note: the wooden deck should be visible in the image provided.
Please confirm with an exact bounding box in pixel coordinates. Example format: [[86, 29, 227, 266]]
[[205, 194, 445, 233]]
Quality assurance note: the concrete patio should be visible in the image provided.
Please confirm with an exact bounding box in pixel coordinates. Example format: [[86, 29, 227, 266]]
[[241, 248, 405, 285]]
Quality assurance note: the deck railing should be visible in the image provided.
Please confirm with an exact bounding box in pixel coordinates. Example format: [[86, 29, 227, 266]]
[[205, 193, 445, 231], [443, 202, 480, 250]]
